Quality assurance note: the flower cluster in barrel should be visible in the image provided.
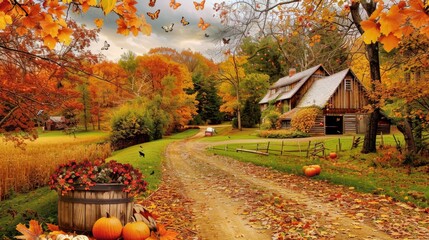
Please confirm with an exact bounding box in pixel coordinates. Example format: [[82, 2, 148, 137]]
[[49, 159, 147, 196]]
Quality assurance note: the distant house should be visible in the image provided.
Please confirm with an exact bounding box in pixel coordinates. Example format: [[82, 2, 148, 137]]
[[45, 116, 67, 131], [259, 66, 390, 135]]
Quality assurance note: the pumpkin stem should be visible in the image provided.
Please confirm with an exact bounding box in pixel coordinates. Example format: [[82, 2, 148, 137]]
[[106, 212, 111, 218]]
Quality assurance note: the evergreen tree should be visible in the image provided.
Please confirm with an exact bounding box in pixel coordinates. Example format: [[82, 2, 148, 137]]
[[190, 73, 222, 124]]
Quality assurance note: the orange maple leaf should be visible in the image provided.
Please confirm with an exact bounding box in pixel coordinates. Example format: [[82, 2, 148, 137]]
[[43, 35, 57, 49], [361, 20, 381, 44], [400, 25, 414, 38], [368, 1, 384, 20], [379, 5, 407, 36], [40, 14, 59, 38], [15, 220, 43, 240], [16, 26, 28, 35], [405, 0, 429, 28], [380, 33, 400, 52], [94, 18, 104, 28], [157, 224, 178, 240], [116, 18, 130, 35], [46, 223, 60, 231], [58, 27, 73, 45]]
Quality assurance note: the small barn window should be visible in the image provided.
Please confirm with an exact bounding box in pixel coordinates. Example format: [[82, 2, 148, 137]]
[[345, 79, 352, 91]]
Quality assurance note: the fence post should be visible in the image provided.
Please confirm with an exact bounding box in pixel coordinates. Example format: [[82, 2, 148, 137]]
[[225, 145, 228, 151], [256, 143, 259, 151], [266, 142, 270, 153], [380, 132, 384, 147], [280, 141, 284, 155], [306, 141, 311, 157], [322, 142, 326, 158], [298, 142, 301, 155], [338, 138, 342, 152]]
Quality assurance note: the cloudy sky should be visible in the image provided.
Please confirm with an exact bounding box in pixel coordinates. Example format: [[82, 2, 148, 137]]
[[74, 0, 227, 62]]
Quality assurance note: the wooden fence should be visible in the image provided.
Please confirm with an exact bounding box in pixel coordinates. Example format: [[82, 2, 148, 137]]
[[210, 134, 393, 158]]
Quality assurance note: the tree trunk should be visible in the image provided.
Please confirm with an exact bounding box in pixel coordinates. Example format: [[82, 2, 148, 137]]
[[349, 2, 381, 153], [361, 42, 382, 153], [362, 108, 381, 153], [396, 119, 416, 153]]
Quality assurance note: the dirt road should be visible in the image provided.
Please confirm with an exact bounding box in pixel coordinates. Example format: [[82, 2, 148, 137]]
[[146, 130, 429, 239]]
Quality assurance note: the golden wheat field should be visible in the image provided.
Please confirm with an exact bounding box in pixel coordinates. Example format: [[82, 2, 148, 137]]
[[0, 131, 111, 200]]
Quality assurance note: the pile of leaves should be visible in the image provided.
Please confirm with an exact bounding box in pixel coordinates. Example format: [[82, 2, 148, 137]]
[[137, 166, 197, 239]]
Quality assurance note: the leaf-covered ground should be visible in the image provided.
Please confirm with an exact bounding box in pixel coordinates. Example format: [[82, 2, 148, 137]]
[[139, 134, 429, 240]]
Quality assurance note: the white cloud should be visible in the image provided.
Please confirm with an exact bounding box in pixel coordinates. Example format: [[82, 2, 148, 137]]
[[79, 0, 226, 62]]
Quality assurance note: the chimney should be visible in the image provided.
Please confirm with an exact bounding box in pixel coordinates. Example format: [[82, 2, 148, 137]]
[[289, 68, 296, 77]]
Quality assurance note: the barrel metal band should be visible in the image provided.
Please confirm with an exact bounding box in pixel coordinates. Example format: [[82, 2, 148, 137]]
[[59, 196, 133, 204]]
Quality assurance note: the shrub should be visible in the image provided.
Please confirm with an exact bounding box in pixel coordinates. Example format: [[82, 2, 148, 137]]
[[291, 107, 321, 133], [262, 110, 281, 129], [110, 104, 153, 150], [260, 122, 272, 130], [258, 130, 310, 138]]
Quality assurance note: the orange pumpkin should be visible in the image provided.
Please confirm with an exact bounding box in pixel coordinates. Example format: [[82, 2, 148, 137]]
[[302, 165, 309, 174], [92, 213, 123, 240], [309, 165, 321, 175], [304, 167, 319, 177], [329, 152, 337, 159], [122, 221, 151, 240]]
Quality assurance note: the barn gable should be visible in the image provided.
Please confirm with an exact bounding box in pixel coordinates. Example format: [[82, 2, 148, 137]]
[[259, 65, 330, 115]]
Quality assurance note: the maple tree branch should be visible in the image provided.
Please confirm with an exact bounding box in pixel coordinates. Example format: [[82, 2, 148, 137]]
[[0, 106, 19, 128], [10, 0, 29, 16]]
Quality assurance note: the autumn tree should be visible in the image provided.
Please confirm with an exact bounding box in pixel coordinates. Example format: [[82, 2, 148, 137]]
[[217, 55, 247, 130], [0, 20, 98, 142], [134, 54, 197, 133]]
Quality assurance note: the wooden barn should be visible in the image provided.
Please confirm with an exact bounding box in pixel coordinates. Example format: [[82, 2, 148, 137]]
[[45, 116, 67, 131], [260, 66, 390, 135]]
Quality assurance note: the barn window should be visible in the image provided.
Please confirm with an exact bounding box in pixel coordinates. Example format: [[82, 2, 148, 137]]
[[345, 79, 352, 91]]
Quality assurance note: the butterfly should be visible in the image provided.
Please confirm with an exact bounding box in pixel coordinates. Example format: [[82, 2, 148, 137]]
[[147, 9, 160, 20], [222, 38, 230, 44], [204, 33, 210, 38], [101, 40, 110, 50], [193, 0, 205, 10], [148, 0, 156, 7], [198, 17, 210, 30], [169, 0, 181, 9], [162, 23, 174, 32], [180, 16, 189, 26]]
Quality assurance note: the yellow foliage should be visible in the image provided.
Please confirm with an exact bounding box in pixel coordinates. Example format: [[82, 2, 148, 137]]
[[0, 12, 12, 30], [291, 107, 321, 133]]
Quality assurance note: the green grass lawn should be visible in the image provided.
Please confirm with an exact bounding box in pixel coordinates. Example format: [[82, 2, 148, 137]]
[[0, 129, 199, 238]]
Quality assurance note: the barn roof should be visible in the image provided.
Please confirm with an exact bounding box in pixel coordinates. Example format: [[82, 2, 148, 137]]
[[49, 116, 65, 123], [296, 68, 350, 108], [259, 65, 324, 104]]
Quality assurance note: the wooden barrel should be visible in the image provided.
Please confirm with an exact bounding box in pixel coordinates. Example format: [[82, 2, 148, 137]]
[[58, 183, 134, 234]]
